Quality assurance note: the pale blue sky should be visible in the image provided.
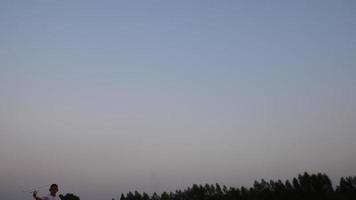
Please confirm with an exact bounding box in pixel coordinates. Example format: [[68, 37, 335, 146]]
[[1, 1, 356, 200]]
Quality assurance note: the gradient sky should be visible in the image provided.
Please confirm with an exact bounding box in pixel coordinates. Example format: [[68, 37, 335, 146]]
[[1, 1, 356, 200]]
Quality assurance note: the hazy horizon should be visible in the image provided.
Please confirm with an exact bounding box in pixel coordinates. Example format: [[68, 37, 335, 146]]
[[1, 1, 355, 200]]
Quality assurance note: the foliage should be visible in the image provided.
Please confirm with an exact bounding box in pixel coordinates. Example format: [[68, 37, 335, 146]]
[[59, 193, 80, 200], [119, 172, 356, 200]]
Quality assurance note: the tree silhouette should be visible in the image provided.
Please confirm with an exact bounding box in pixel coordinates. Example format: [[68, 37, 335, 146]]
[[59, 193, 80, 200], [119, 172, 356, 200]]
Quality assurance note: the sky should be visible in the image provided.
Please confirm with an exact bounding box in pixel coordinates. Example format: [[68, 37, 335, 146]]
[[0, 0, 356, 200]]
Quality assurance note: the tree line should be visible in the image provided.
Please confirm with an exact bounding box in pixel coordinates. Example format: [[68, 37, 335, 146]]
[[59, 193, 80, 200], [119, 172, 356, 200]]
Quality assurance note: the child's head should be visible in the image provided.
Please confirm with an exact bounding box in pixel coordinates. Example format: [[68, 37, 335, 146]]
[[49, 184, 58, 195]]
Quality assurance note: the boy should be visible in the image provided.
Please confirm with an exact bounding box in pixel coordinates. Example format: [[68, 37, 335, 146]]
[[33, 184, 61, 200]]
